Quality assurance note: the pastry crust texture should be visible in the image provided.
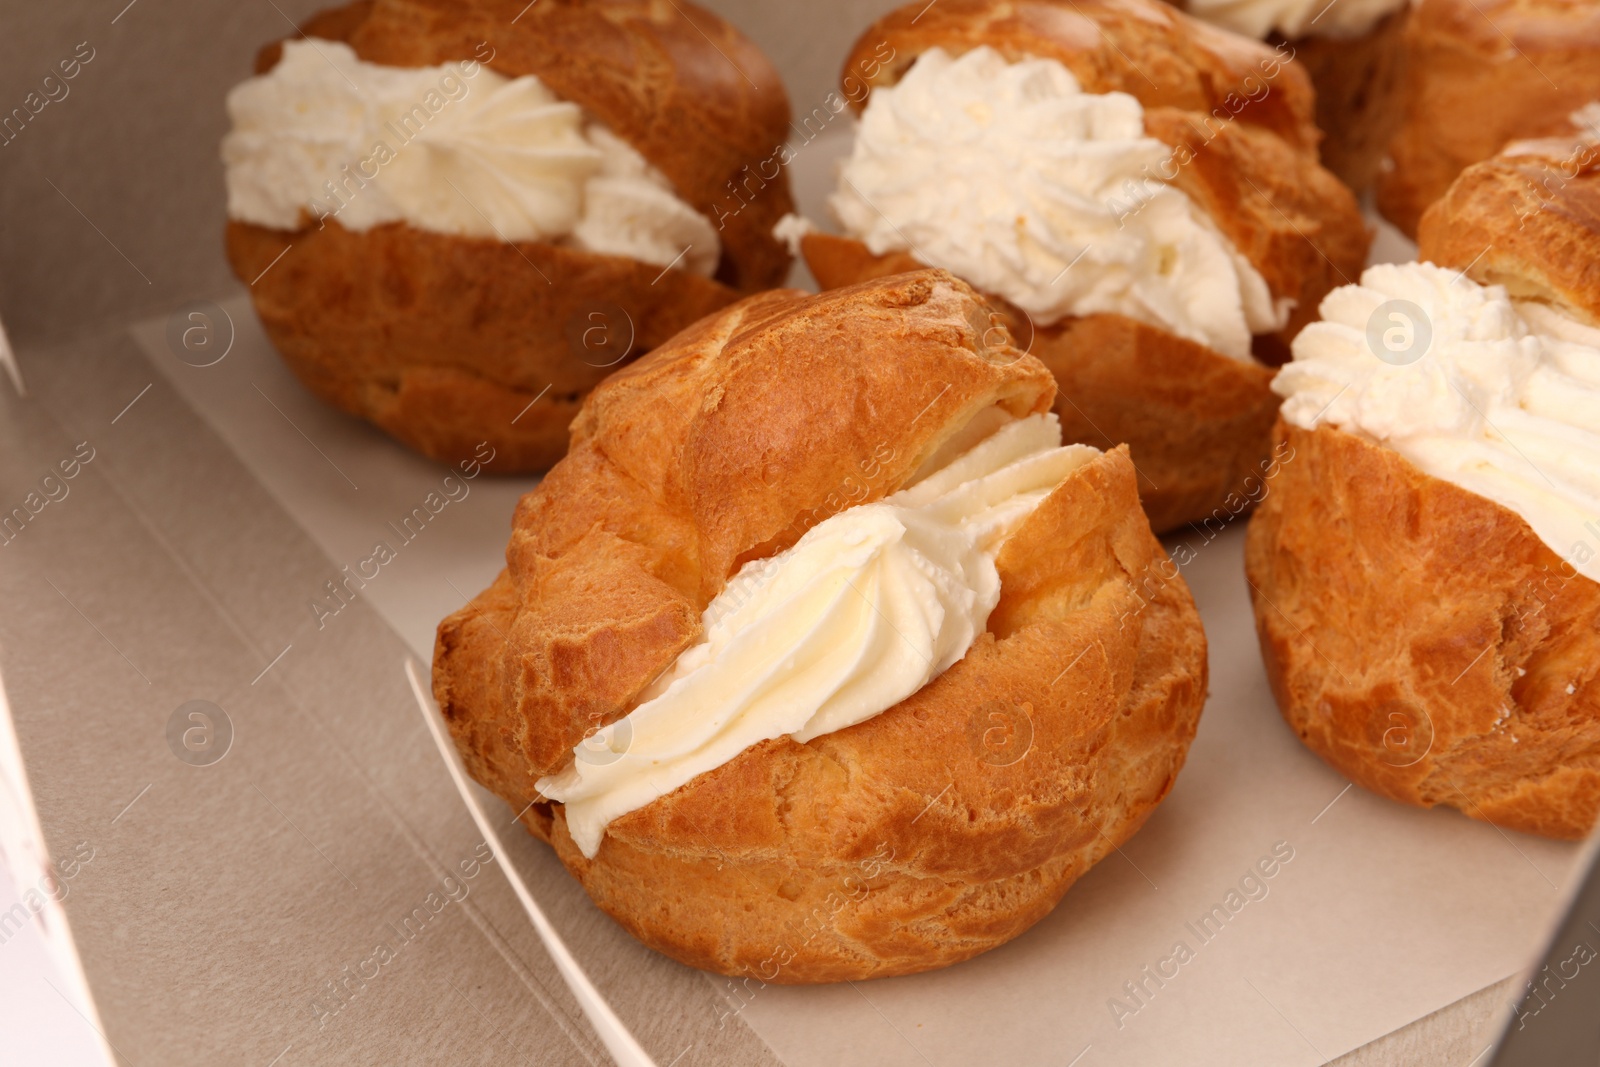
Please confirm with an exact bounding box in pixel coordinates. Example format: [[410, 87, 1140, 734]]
[[1375, 0, 1600, 238], [808, 0, 1368, 534], [1154, 0, 1410, 191], [226, 0, 795, 472], [1245, 421, 1600, 839], [1417, 140, 1600, 326], [434, 270, 1209, 981], [1249, 150, 1600, 839], [1286, 6, 1410, 193]]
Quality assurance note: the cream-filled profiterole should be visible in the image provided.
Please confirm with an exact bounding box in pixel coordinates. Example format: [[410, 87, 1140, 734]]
[[793, 0, 1368, 534], [1247, 144, 1600, 840], [434, 270, 1210, 982], [221, 0, 794, 473]]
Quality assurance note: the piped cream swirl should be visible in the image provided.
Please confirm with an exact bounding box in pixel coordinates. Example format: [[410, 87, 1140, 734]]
[[222, 39, 718, 274], [1274, 261, 1600, 581], [828, 46, 1288, 361], [538, 413, 1098, 858]]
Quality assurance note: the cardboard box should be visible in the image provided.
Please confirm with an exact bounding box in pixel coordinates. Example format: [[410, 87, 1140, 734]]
[[0, 2, 1579, 1064]]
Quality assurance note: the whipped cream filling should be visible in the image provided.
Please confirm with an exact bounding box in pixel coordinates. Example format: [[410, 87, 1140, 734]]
[[1275, 262, 1600, 582], [1184, 0, 1406, 40], [828, 46, 1288, 361], [539, 413, 1097, 858], [223, 40, 719, 275]]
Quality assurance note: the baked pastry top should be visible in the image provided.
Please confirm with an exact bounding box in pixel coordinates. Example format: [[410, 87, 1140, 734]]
[[435, 269, 1208, 980], [1418, 133, 1600, 328]]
